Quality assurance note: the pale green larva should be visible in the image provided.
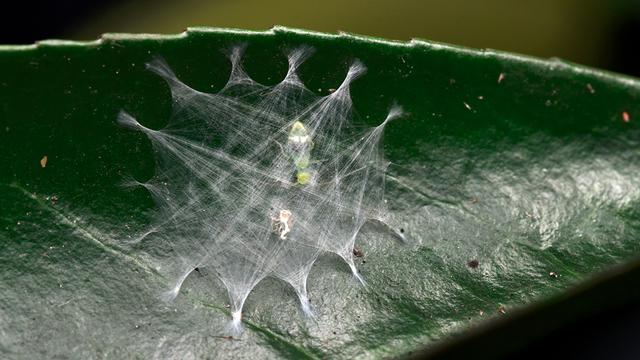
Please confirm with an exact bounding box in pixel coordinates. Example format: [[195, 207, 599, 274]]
[[287, 120, 313, 185]]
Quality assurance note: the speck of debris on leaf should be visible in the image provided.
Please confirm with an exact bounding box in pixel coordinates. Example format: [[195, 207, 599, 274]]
[[353, 246, 364, 258], [40, 155, 48, 168], [549, 271, 558, 278], [215, 335, 234, 341], [586, 83, 595, 94], [498, 306, 507, 315], [467, 259, 479, 269]]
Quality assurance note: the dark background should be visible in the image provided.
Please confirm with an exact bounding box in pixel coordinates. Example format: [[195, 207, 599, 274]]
[[2, 0, 640, 77], [2, 1, 640, 358]]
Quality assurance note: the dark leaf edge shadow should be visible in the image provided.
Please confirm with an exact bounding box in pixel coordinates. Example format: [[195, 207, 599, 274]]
[[410, 254, 640, 359]]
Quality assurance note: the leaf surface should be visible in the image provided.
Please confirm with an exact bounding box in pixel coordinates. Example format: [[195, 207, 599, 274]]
[[1, 28, 640, 359]]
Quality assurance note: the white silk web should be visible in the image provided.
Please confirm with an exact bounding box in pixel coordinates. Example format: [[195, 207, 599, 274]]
[[118, 45, 403, 332]]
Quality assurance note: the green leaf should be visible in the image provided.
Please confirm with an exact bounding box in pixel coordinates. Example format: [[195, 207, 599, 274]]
[[1, 27, 640, 358]]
